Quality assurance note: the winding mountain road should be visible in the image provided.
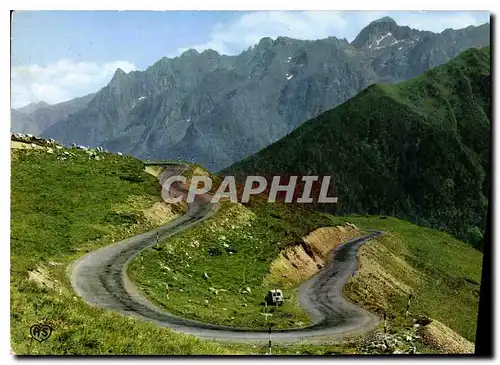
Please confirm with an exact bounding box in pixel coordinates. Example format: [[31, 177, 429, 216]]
[[69, 165, 381, 343]]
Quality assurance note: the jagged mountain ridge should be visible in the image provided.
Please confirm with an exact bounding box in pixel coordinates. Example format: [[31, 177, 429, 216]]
[[11, 93, 96, 136], [28, 17, 490, 171], [15, 101, 50, 114]]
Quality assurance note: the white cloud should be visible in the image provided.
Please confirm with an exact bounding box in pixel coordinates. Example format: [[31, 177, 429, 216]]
[[11, 59, 137, 108], [177, 10, 489, 56]]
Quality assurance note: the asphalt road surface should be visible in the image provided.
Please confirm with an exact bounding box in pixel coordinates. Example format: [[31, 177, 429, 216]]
[[69, 165, 381, 343]]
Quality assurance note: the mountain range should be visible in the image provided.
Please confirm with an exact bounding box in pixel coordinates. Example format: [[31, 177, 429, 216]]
[[11, 17, 490, 171], [224, 47, 491, 249], [11, 93, 95, 137]]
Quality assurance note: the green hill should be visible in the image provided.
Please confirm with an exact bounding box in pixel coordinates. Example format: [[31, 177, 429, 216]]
[[8, 139, 360, 355], [9, 141, 253, 355], [223, 47, 491, 249], [10, 139, 483, 354]]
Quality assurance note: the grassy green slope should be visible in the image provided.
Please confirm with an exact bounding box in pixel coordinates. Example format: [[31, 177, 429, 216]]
[[128, 197, 337, 330], [10, 144, 357, 355], [11, 143, 482, 354], [128, 190, 482, 348], [9, 145, 253, 355], [224, 47, 491, 248]]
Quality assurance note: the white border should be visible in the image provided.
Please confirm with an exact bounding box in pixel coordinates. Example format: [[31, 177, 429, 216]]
[[2, 2, 498, 364], [4, 2, 497, 11]]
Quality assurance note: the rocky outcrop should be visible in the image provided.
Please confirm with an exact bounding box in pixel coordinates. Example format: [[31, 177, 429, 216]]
[[11, 132, 57, 146], [359, 330, 420, 354], [10, 133, 121, 162]]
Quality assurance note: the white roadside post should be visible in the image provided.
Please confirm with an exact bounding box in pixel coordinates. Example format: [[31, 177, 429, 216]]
[[268, 326, 272, 355], [261, 302, 273, 323], [406, 293, 413, 317]]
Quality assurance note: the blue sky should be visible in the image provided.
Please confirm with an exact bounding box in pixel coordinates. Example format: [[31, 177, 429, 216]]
[[11, 10, 490, 108], [12, 11, 237, 69]]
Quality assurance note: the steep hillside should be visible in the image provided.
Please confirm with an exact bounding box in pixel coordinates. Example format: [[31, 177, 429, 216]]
[[39, 18, 490, 171], [342, 216, 482, 343], [224, 47, 491, 248]]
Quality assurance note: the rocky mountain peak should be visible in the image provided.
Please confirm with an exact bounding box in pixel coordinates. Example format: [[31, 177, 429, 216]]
[[371, 16, 397, 25], [180, 48, 200, 58], [274, 36, 295, 47], [257, 37, 274, 50], [351, 16, 401, 48], [201, 48, 220, 57], [114, 67, 127, 76], [16, 101, 50, 114], [107, 68, 131, 94], [110, 68, 128, 82]]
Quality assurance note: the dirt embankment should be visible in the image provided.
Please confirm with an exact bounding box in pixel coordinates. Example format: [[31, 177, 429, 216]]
[[342, 234, 423, 317], [343, 234, 475, 354], [417, 319, 475, 354], [267, 223, 361, 287]]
